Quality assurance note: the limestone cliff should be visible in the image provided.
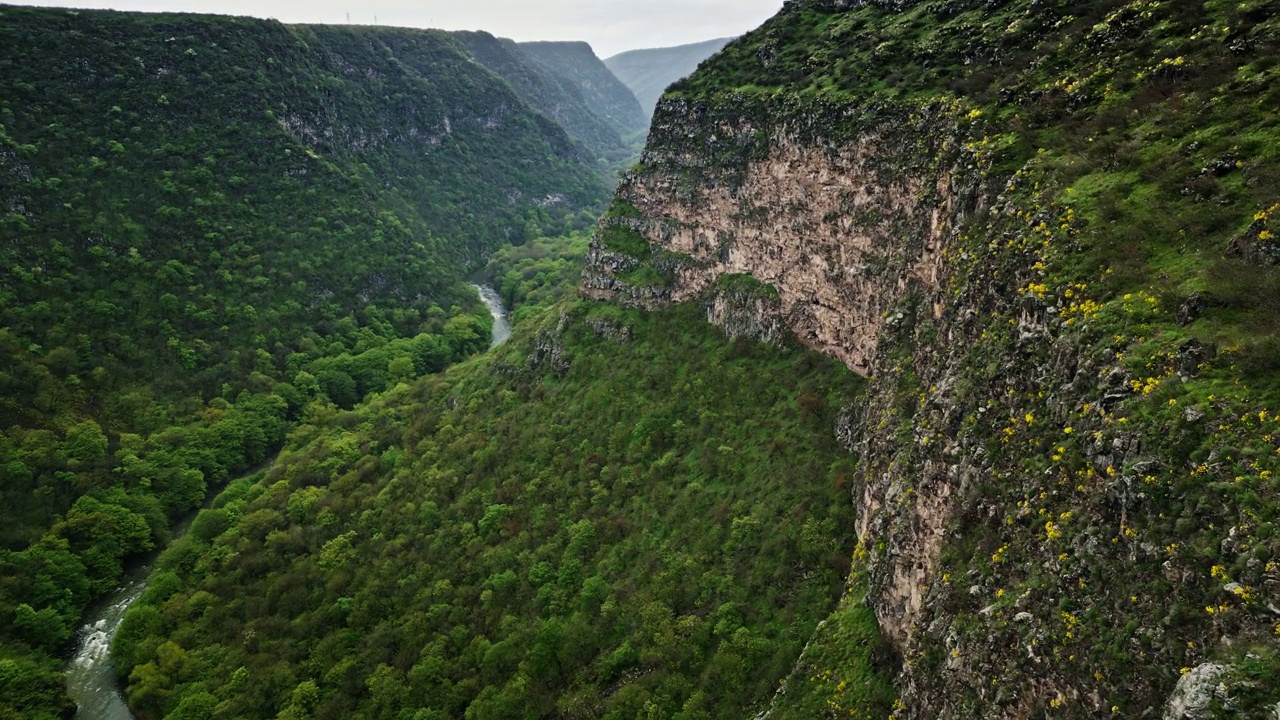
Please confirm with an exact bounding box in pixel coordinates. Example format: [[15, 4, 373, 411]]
[[586, 0, 1280, 716], [587, 95, 979, 374]]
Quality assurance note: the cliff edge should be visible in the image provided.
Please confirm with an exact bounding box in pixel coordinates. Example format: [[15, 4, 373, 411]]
[[587, 0, 1280, 716]]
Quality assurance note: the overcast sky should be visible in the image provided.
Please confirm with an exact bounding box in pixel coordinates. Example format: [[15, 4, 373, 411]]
[[11, 0, 783, 57]]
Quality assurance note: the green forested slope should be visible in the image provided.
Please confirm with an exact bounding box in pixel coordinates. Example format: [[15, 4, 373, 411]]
[[0, 6, 605, 717], [111, 290, 880, 719], [482, 231, 593, 323], [516, 42, 648, 140], [450, 32, 642, 168], [13, 0, 1280, 717]]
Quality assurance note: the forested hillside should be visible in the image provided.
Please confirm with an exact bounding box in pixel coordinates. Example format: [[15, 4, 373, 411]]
[[0, 6, 606, 717], [517, 42, 648, 142], [449, 33, 645, 169], [110, 247, 886, 718], [10, 0, 1280, 718], [482, 231, 593, 321]]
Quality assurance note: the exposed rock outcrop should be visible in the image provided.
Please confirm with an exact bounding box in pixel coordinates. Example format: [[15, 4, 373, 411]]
[[589, 95, 981, 375], [1163, 664, 1228, 720], [583, 93, 991, 663]]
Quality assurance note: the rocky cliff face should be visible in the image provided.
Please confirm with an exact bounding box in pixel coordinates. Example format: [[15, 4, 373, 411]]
[[586, 0, 1280, 716], [599, 96, 977, 374]]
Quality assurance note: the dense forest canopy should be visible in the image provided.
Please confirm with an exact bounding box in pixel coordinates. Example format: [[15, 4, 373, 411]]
[[110, 285, 883, 719], [0, 6, 610, 717]]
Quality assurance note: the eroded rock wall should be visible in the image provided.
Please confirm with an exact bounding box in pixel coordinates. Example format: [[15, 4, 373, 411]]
[[582, 89, 1270, 719], [587, 96, 977, 375]]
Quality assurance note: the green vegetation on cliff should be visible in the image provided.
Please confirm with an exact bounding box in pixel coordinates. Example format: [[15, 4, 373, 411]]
[[635, 0, 1280, 715], [517, 42, 648, 141], [0, 6, 606, 717], [450, 33, 645, 168]]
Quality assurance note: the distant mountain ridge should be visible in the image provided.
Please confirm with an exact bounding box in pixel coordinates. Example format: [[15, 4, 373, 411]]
[[518, 41, 648, 141], [604, 37, 735, 118], [451, 32, 645, 167]]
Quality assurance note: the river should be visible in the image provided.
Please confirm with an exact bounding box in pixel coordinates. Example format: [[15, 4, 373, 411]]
[[472, 283, 512, 348], [64, 286, 513, 719], [66, 563, 151, 720]]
